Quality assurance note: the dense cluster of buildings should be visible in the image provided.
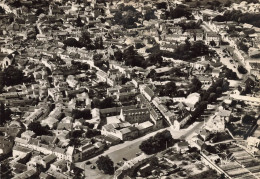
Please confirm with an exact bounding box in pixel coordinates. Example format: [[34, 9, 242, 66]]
[[0, 0, 259, 178]]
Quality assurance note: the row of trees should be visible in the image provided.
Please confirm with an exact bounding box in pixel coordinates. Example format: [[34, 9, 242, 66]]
[[139, 130, 178, 155], [192, 78, 229, 120], [213, 10, 260, 28]]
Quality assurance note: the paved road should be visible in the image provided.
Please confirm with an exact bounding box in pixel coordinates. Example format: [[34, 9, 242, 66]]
[[214, 46, 247, 80], [201, 21, 248, 80]]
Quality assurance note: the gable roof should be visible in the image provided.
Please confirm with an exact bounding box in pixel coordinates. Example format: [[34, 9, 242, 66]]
[[217, 109, 231, 117], [143, 86, 154, 98]]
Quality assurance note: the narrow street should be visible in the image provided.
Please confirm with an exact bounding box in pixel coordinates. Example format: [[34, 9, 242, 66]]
[[200, 21, 248, 80]]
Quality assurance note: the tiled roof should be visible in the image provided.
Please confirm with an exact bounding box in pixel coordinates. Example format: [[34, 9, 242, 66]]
[[143, 86, 154, 98], [53, 147, 65, 154], [123, 108, 149, 116]]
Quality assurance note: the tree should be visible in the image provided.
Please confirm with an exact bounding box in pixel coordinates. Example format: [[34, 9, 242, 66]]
[[35, 8, 44, 16], [76, 15, 84, 27], [144, 10, 156, 21], [63, 38, 82, 48], [139, 130, 177, 155], [123, 46, 146, 68], [27, 121, 50, 136], [237, 41, 249, 53], [146, 51, 163, 66], [69, 138, 81, 147], [0, 6, 5, 14], [0, 103, 11, 126], [222, 80, 229, 92], [0, 71, 4, 92], [72, 109, 92, 119], [169, 6, 191, 19], [208, 93, 217, 103], [221, 67, 238, 80], [209, 0, 221, 10], [147, 69, 156, 79], [196, 1, 201, 6], [210, 40, 216, 47], [150, 157, 159, 167], [93, 54, 103, 62], [156, 2, 167, 9], [164, 81, 177, 97], [224, 0, 232, 7], [216, 87, 222, 95], [96, 155, 114, 174], [192, 101, 208, 119], [83, 121, 94, 129], [100, 97, 115, 109], [238, 65, 248, 74], [85, 129, 101, 138], [190, 77, 202, 93], [71, 130, 84, 138], [10, 0, 22, 8], [79, 31, 93, 49], [94, 37, 103, 49], [114, 50, 123, 61], [114, 11, 123, 24], [242, 115, 256, 125], [4, 66, 24, 86], [92, 98, 101, 108]]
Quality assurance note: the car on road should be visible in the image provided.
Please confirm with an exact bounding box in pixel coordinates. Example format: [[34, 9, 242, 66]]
[[136, 152, 142, 156], [224, 54, 229, 58], [117, 161, 124, 166], [85, 161, 91, 165], [123, 158, 127, 161]]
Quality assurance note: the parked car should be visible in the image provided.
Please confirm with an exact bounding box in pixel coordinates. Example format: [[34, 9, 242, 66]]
[[123, 158, 127, 161], [136, 152, 142, 156], [85, 161, 91, 165]]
